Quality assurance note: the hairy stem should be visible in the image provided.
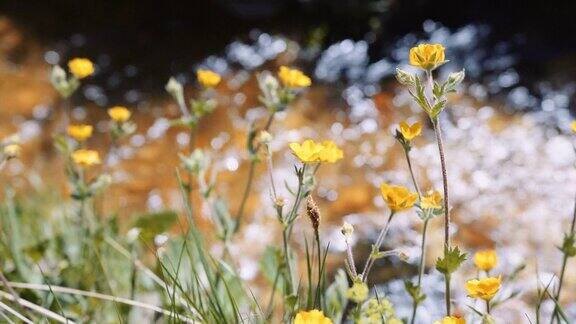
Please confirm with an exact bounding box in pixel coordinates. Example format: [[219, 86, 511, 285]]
[[433, 116, 452, 315]]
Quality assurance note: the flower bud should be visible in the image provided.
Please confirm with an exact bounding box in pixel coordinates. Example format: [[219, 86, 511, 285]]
[[3, 144, 20, 159], [341, 221, 354, 240], [179, 149, 209, 176], [398, 250, 410, 262], [258, 130, 273, 145], [126, 227, 141, 243], [165, 77, 185, 106], [445, 69, 465, 91], [274, 197, 285, 208]]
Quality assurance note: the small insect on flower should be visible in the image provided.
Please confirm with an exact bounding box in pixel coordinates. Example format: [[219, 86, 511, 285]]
[[67, 58, 95, 79], [71, 149, 101, 167], [67, 124, 93, 142], [108, 106, 132, 123], [421, 190, 443, 210], [278, 66, 311, 88], [570, 120, 576, 133], [380, 183, 418, 212], [294, 310, 333, 324], [434, 316, 466, 324], [341, 221, 354, 239], [409, 43, 446, 71], [3, 144, 21, 159], [398, 121, 422, 141], [465, 276, 501, 301], [196, 69, 221, 88], [473, 249, 498, 272]]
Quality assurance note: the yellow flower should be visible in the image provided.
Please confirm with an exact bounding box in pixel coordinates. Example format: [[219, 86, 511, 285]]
[[67, 124, 93, 142], [380, 183, 417, 212], [465, 276, 501, 301], [278, 66, 311, 88], [399, 121, 422, 141], [434, 316, 466, 324], [570, 121, 576, 133], [196, 69, 221, 88], [289, 140, 324, 163], [71, 149, 101, 167], [421, 190, 442, 209], [294, 310, 333, 324], [108, 106, 132, 123], [473, 249, 498, 272], [318, 140, 343, 163], [68, 58, 95, 79], [409, 43, 446, 70], [3, 144, 21, 158]]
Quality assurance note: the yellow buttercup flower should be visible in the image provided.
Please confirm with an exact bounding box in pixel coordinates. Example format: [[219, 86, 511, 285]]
[[294, 310, 333, 324], [318, 140, 343, 163], [67, 124, 93, 142], [421, 190, 442, 209], [289, 140, 324, 163], [473, 249, 498, 272], [380, 183, 417, 212], [434, 316, 466, 324], [465, 276, 501, 301], [278, 66, 311, 88], [71, 149, 101, 167], [108, 106, 132, 123], [3, 144, 21, 158], [196, 69, 221, 88], [570, 120, 576, 133], [409, 43, 446, 70], [399, 121, 422, 141], [68, 58, 95, 79]]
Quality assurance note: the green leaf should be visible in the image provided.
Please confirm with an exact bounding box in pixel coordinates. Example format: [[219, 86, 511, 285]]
[[404, 280, 426, 304], [435, 245, 467, 275], [559, 232, 576, 257], [430, 99, 447, 119], [133, 210, 178, 242], [324, 269, 349, 322], [259, 246, 284, 285]]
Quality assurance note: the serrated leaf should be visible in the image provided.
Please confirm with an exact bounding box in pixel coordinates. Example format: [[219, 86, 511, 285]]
[[435, 245, 467, 275]]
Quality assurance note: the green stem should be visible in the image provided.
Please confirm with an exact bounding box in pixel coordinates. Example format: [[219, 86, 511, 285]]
[[444, 273, 451, 315], [410, 218, 430, 324], [404, 148, 422, 197], [550, 193, 576, 324], [282, 228, 294, 296], [233, 159, 256, 232], [361, 211, 395, 282], [314, 230, 322, 308], [486, 299, 491, 314], [234, 112, 276, 233]]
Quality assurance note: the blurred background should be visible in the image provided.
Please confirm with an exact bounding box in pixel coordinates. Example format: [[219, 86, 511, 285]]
[[1, 0, 576, 322]]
